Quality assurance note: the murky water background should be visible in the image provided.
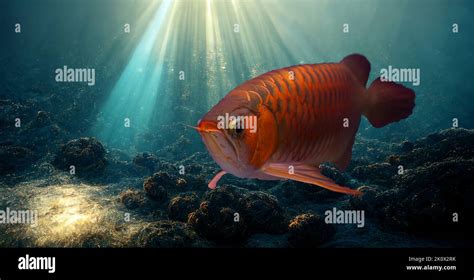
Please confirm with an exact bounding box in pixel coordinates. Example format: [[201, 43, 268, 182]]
[[0, 0, 472, 247]]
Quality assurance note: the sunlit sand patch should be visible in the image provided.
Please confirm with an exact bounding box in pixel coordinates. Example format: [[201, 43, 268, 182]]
[[28, 184, 112, 246], [0, 181, 146, 247]]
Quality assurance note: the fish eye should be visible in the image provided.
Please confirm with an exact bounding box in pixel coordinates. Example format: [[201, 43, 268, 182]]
[[228, 119, 237, 130], [228, 126, 244, 138]]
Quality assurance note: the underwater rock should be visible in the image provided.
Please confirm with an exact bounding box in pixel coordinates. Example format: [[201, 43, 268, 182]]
[[0, 99, 30, 131], [349, 128, 474, 238], [320, 163, 349, 186], [393, 159, 474, 236], [288, 213, 336, 248], [143, 171, 172, 201], [271, 179, 343, 205], [175, 177, 188, 187], [188, 186, 290, 241], [351, 129, 474, 225], [240, 192, 286, 233], [0, 146, 36, 174], [52, 137, 106, 176], [132, 152, 159, 172], [199, 185, 245, 210], [142, 153, 211, 194], [387, 155, 400, 165], [188, 186, 248, 242], [168, 193, 200, 222], [319, 163, 361, 196], [144, 185, 167, 202], [188, 204, 247, 242], [175, 152, 213, 175], [173, 152, 222, 192], [351, 159, 474, 238], [349, 185, 380, 211], [31, 110, 51, 127], [119, 189, 146, 210], [156, 134, 197, 161], [135, 220, 207, 248], [400, 140, 414, 153], [351, 162, 398, 186], [109, 148, 131, 162], [97, 156, 150, 183], [0, 100, 69, 157], [351, 137, 396, 167], [396, 128, 474, 169]]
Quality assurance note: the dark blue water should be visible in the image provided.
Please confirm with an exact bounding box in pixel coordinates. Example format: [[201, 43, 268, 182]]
[[0, 0, 472, 249], [1, 0, 472, 153]]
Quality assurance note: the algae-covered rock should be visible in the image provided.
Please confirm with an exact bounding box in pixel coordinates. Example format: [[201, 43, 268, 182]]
[[288, 213, 336, 247], [168, 193, 200, 222], [143, 171, 173, 201], [53, 137, 106, 176]]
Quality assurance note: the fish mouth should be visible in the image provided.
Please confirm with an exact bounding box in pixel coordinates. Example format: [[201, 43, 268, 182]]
[[197, 121, 240, 170], [194, 120, 220, 133]]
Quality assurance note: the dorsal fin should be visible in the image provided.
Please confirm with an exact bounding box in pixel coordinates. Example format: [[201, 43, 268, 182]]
[[340, 54, 370, 87]]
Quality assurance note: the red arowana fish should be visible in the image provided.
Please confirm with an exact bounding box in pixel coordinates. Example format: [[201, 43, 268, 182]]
[[195, 54, 415, 195]]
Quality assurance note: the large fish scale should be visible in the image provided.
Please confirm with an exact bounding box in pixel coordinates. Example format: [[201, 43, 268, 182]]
[[244, 62, 363, 167]]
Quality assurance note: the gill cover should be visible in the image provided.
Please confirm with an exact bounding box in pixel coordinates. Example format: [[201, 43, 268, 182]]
[[215, 89, 279, 169], [248, 100, 278, 168]]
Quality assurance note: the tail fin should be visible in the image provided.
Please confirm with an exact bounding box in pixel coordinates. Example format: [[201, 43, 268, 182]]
[[363, 78, 415, 128]]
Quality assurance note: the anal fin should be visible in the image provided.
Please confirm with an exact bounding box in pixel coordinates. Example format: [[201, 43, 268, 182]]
[[262, 163, 361, 196], [333, 137, 355, 171]]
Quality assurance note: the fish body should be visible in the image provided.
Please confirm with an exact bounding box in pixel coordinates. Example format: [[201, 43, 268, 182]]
[[251, 62, 363, 168], [197, 54, 415, 195]]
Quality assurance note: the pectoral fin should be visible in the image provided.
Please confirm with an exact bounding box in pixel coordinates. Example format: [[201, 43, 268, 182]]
[[262, 163, 361, 196]]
